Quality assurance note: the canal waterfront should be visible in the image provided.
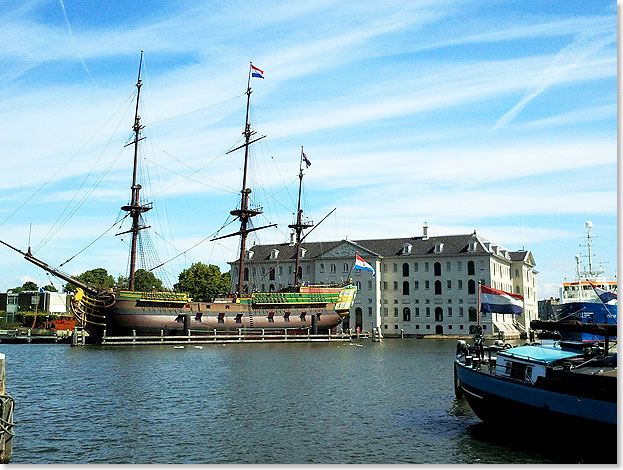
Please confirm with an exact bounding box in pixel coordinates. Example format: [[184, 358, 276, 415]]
[[2, 339, 610, 464]]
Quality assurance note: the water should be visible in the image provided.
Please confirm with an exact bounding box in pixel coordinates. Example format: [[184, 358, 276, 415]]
[[2, 340, 611, 464]]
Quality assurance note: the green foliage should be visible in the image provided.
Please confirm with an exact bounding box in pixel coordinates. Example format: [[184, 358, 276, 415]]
[[42, 284, 58, 292], [133, 269, 165, 292], [65, 268, 115, 293], [174, 263, 230, 301], [8, 281, 38, 292]]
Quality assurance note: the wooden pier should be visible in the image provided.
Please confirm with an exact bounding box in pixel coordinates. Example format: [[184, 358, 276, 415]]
[[99, 328, 369, 346]]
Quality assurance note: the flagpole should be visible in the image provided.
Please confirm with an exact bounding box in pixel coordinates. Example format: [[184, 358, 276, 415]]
[[477, 281, 482, 330], [346, 251, 356, 281]]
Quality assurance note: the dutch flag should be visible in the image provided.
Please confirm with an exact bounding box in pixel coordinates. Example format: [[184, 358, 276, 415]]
[[354, 254, 375, 277], [251, 64, 264, 79], [589, 283, 617, 304], [480, 285, 523, 315]]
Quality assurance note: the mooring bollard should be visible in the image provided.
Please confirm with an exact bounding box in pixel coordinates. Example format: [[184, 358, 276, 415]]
[[160, 330, 164, 342], [401, 329, 404, 339], [132, 329, 136, 342], [27, 329, 31, 344]]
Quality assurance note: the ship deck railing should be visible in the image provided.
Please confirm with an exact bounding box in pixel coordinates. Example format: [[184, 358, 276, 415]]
[[100, 327, 369, 345]]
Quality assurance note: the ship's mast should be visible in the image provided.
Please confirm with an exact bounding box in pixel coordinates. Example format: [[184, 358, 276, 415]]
[[231, 63, 263, 295], [120, 51, 152, 291], [288, 146, 313, 285]]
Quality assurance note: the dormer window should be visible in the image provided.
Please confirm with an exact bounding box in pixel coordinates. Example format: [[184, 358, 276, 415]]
[[434, 243, 444, 253], [468, 242, 477, 252], [483, 242, 490, 251], [270, 249, 279, 260], [300, 248, 306, 258], [402, 243, 412, 255], [247, 250, 254, 260]]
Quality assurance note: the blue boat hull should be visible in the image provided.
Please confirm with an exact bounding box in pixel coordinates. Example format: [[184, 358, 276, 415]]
[[454, 361, 616, 428], [559, 302, 617, 341]]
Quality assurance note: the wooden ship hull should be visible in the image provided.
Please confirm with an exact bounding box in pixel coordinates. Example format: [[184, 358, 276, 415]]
[[72, 285, 357, 343]]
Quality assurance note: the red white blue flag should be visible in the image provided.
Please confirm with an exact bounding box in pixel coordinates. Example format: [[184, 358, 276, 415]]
[[480, 285, 523, 315], [589, 283, 617, 304], [251, 64, 264, 79], [354, 254, 375, 276], [302, 152, 311, 168]]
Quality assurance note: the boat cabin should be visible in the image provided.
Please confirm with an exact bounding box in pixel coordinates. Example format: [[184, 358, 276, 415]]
[[495, 344, 583, 384]]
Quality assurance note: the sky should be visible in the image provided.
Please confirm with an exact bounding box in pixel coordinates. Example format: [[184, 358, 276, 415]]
[[0, 0, 617, 299]]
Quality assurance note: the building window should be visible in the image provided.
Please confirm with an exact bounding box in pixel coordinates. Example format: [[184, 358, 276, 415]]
[[383, 282, 388, 290], [368, 280, 373, 289], [414, 262, 419, 272], [368, 307, 372, 315], [403, 307, 411, 321], [414, 280, 419, 290], [279, 266, 283, 275], [434, 280, 442, 295], [356, 281, 362, 290], [459, 307, 464, 317], [448, 307, 453, 317], [320, 263, 324, 273], [330, 264, 336, 273], [394, 307, 398, 316], [468, 261, 475, 275], [343, 263, 349, 272], [402, 263, 409, 277], [384, 308, 388, 317], [425, 307, 430, 317], [446, 261, 451, 271], [269, 267, 275, 280], [425, 262, 429, 272], [393, 281, 398, 290], [480, 260, 485, 270], [468, 307, 477, 322], [415, 307, 420, 317], [434, 262, 441, 276], [458, 280, 463, 290], [244, 268, 249, 281], [447, 280, 451, 289], [457, 261, 462, 271], [416, 324, 420, 329], [435, 307, 443, 321], [403, 281, 410, 295], [468, 279, 476, 295], [425, 280, 430, 290], [393, 263, 398, 272]]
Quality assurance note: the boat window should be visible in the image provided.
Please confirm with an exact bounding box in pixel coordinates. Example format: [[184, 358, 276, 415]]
[[268, 312, 274, 323], [235, 314, 242, 324], [300, 312, 306, 321], [218, 312, 225, 324], [284, 312, 290, 322], [194, 312, 203, 322]]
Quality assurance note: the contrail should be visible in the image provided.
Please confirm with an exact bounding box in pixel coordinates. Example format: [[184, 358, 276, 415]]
[[59, 0, 100, 91], [493, 29, 615, 130]]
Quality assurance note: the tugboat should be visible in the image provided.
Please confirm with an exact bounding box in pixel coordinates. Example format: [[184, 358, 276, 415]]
[[557, 222, 616, 341], [454, 323, 617, 431], [0, 56, 357, 343]]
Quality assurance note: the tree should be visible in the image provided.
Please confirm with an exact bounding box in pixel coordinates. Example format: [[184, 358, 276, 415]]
[[133, 269, 164, 292], [42, 284, 58, 292], [174, 263, 230, 301], [8, 281, 38, 293], [64, 268, 115, 293]]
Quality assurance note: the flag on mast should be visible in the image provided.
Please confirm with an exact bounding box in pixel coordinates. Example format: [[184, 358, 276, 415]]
[[302, 151, 311, 168], [354, 254, 375, 276], [251, 64, 264, 79], [480, 285, 523, 314], [589, 282, 617, 304]]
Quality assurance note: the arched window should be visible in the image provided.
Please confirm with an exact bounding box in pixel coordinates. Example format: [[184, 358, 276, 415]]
[[402, 281, 410, 295], [343, 263, 349, 272], [403, 307, 411, 321], [468, 279, 475, 294], [434, 280, 442, 295], [244, 267, 249, 281], [402, 263, 409, 277], [435, 307, 443, 321], [269, 284, 275, 292], [356, 281, 362, 290], [269, 267, 275, 280], [330, 264, 336, 273], [468, 307, 477, 322], [434, 262, 441, 276], [468, 261, 475, 275]]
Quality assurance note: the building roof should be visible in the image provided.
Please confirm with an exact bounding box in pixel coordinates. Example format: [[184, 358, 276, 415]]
[[234, 232, 531, 265]]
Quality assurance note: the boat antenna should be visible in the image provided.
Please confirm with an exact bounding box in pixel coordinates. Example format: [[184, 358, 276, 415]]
[[288, 146, 314, 286], [119, 50, 152, 291]]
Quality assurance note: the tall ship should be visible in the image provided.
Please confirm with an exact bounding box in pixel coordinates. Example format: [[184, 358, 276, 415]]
[[557, 221, 616, 341], [0, 56, 357, 343]]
